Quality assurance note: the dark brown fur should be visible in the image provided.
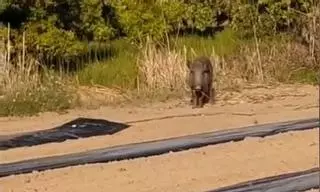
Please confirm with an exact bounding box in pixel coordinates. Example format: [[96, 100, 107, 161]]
[[186, 56, 215, 108]]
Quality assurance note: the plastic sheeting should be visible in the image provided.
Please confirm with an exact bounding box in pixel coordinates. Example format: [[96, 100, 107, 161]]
[[0, 117, 130, 150], [0, 117, 318, 178], [206, 167, 320, 192]]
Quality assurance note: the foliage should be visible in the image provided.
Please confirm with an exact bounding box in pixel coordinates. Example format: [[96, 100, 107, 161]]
[[0, 0, 11, 14], [23, 15, 86, 59], [182, 0, 216, 31], [108, 0, 168, 43], [0, 0, 318, 116], [230, 0, 313, 38], [1, 0, 316, 58], [80, 0, 115, 41]]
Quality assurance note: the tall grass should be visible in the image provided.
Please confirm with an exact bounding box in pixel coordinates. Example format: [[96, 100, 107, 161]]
[[76, 39, 138, 89], [137, 38, 189, 97], [77, 27, 318, 104], [1, 23, 318, 116], [0, 26, 75, 117], [76, 28, 241, 91], [173, 28, 240, 58]]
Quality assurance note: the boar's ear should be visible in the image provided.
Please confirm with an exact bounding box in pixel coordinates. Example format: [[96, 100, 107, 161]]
[[186, 60, 191, 69]]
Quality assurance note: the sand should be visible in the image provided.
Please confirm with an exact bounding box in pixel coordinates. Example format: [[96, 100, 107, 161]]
[[0, 84, 319, 192]]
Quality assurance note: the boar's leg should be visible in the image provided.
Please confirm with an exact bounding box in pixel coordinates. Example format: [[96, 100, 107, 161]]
[[191, 90, 198, 108], [190, 90, 194, 104], [201, 85, 211, 105], [198, 92, 206, 108]]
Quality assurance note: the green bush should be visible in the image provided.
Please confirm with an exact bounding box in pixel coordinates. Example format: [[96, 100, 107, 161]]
[[230, 0, 310, 38], [24, 16, 87, 59], [2, 0, 315, 69]]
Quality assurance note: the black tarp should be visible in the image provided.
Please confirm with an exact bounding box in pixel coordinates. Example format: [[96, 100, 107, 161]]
[[0, 117, 130, 150]]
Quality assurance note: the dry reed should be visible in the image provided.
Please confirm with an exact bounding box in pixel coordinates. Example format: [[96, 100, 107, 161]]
[[137, 38, 189, 92]]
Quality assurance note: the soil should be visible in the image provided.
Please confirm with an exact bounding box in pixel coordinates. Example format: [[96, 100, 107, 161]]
[[0, 84, 319, 192]]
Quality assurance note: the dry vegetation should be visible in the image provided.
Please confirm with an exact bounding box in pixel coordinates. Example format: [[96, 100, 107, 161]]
[[0, 7, 319, 116], [0, 29, 76, 116], [137, 39, 189, 94], [80, 35, 318, 109]]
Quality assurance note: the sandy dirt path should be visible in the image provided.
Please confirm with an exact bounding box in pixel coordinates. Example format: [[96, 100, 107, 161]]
[[0, 129, 318, 192], [0, 84, 318, 163], [0, 84, 318, 191]]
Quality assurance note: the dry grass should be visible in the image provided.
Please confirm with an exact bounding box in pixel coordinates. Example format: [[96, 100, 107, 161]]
[[224, 38, 316, 84], [0, 26, 75, 116], [0, 19, 318, 116], [134, 31, 318, 105], [0, 28, 41, 94], [309, 4, 320, 64], [136, 37, 225, 100], [137, 39, 189, 93], [76, 84, 129, 109]]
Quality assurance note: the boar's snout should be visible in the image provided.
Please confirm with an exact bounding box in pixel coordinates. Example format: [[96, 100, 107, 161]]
[[193, 69, 203, 90]]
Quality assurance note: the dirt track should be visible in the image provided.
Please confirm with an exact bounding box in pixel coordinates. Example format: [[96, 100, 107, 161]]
[[0, 84, 319, 191]]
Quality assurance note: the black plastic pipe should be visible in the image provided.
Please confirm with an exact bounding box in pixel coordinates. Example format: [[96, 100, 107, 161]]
[[0, 117, 318, 178], [205, 167, 320, 192]]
